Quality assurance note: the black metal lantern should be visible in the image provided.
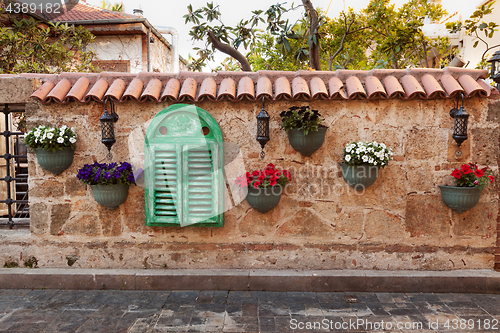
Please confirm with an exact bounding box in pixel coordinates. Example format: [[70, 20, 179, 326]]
[[487, 50, 500, 90], [450, 93, 469, 149], [100, 98, 119, 160], [256, 97, 270, 159]]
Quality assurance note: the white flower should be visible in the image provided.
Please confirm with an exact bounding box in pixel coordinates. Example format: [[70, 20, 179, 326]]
[[357, 141, 363, 147], [345, 155, 351, 162], [380, 143, 386, 149], [374, 161, 377, 165], [57, 137, 64, 143], [69, 137, 76, 144], [61, 125, 67, 130], [368, 157, 374, 164], [34, 131, 41, 137], [46, 133, 54, 139], [373, 141, 378, 146], [367, 147, 374, 153], [346, 147, 352, 153], [362, 155, 368, 162]]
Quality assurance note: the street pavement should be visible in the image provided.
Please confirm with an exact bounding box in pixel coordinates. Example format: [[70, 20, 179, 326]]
[[0, 289, 500, 332]]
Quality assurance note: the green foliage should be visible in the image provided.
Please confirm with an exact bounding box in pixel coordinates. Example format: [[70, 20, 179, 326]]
[[0, 14, 97, 74], [100, 1, 123, 12], [25, 125, 77, 152], [279, 106, 324, 135], [446, 1, 499, 69]]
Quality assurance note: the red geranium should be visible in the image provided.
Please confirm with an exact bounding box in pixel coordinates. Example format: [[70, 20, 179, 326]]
[[461, 164, 472, 174], [451, 169, 462, 179], [235, 163, 292, 189]]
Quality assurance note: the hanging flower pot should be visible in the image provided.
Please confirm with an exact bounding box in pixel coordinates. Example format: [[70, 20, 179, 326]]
[[25, 125, 77, 175], [280, 106, 327, 156], [90, 184, 130, 210], [34, 147, 75, 175], [340, 141, 393, 191], [77, 161, 138, 210], [439, 163, 495, 213], [235, 163, 292, 214], [287, 126, 328, 157]]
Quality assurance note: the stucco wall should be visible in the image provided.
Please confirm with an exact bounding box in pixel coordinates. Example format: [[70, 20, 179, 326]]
[[90, 35, 143, 73], [10, 97, 499, 270], [149, 34, 172, 72]]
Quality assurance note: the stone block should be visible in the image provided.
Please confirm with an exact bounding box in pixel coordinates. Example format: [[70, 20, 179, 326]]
[[405, 127, 447, 160], [62, 214, 100, 236], [405, 195, 450, 237], [64, 177, 87, 196], [100, 206, 122, 237], [30, 180, 64, 198], [364, 210, 407, 243], [325, 116, 361, 161], [50, 203, 72, 235], [0, 78, 36, 103], [29, 203, 49, 235], [453, 202, 497, 239], [405, 162, 437, 193], [123, 187, 148, 233], [487, 99, 500, 122], [471, 127, 499, 166], [276, 209, 333, 238]]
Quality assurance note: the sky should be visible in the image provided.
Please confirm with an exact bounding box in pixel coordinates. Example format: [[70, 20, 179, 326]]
[[85, 0, 476, 71]]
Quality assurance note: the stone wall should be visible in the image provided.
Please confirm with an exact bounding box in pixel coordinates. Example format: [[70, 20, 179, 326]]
[[5, 95, 499, 270]]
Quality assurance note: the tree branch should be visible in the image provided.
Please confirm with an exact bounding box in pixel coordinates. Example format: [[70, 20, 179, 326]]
[[329, 19, 355, 71], [302, 0, 321, 70], [207, 30, 252, 71]]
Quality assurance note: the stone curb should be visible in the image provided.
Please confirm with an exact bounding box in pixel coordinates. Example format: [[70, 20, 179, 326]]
[[0, 268, 499, 293]]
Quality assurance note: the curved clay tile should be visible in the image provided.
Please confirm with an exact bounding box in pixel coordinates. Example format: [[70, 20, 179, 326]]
[[365, 76, 387, 99], [440, 74, 464, 98], [383, 76, 405, 99], [30, 81, 55, 103], [274, 77, 292, 100], [103, 78, 126, 102], [400, 75, 426, 99], [45, 79, 72, 103], [84, 78, 108, 102], [197, 77, 217, 101], [328, 77, 347, 99], [291, 77, 311, 99], [256, 77, 273, 100], [458, 75, 487, 98], [179, 77, 197, 102], [236, 76, 255, 101], [64, 77, 90, 103], [140, 78, 162, 102], [217, 78, 236, 101], [477, 79, 496, 97], [345, 76, 367, 99], [421, 74, 446, 99], [310, 77, 328, 99], [122, 78, 144, 101], [160, 79, 181, 102]]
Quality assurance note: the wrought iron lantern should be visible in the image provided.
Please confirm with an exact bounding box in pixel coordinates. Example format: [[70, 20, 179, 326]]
[[487, 50, 500, 90], [256, 97, 270, 159], [100, 98, 119, 160], [449, 93, 469, 157]]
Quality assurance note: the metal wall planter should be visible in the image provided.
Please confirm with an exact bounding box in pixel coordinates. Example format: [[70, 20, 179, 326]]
[[286, 126, 328, 157], [34, 147, 74, 175], [438, 185, 481, 213]]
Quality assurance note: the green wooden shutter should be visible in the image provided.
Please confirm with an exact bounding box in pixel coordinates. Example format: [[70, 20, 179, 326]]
[[181, 143, 223, 227]]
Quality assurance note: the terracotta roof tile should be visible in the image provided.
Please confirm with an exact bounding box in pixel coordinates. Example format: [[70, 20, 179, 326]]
[[218, 78, 236, 101], [275, 77, 292, 100], [160, 79, 181, 102], [20, 68, 497, 106], [383, 76, 405, 99], [400, 75, 426, 99], [365, 76, 386, 99], [49, 2, 140, 22], [421, 74, 446, 99]]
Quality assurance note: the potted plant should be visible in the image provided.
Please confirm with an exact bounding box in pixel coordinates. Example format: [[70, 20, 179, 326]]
[[439, 163, 495, 213], [280, 106, 328, 156], [340, 141, 393, 191], [24, 125, 77, 175], [77, 161, 136, 210], [235, 163, 291, 213]]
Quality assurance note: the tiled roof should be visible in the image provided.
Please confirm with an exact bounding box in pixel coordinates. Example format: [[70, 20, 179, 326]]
[[15, 68, 498, 104], [47, 2, 139, 22]]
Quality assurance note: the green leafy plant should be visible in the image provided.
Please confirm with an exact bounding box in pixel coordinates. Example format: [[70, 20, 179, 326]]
[[24, 125, 77, 152], [451, 163, 495, 189], [342, 141, 393, 167], [280, 106, 324, 135]]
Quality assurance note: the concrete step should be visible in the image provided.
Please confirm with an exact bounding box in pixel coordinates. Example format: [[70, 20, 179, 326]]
[[0, 268, 499, 293]]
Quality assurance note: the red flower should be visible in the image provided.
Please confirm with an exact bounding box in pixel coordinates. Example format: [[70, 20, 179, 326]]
[[274, 171, 282, 178], [283, 170, 292, 181], [265, 163, 275, 170], [258, 173, 266, 181], [475, 169, 484, 178], [253, 181, 261, 188], [269, 177, 277, 186], [451, 169, 462, 179], [489, 175, 495, 183], [252, 170, 260, 177], [461, 164, 472, 175]]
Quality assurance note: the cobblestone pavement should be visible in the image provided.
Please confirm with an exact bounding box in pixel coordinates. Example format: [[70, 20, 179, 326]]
[[1, 289, 500, 332]]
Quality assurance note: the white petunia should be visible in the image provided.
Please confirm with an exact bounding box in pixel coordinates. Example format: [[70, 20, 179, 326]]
[[345, 155, 351, 162], [57, 137, 64, 143], [61, 125, 67, 130], [346, 147, 352, 153], [368, 157, 374, 164], [380, 143, 386, 149], [357, 141, 363, 147], [362, 155, 368, 162], [46, 133, 54, 139], [374, 161, 377, 165], [69, 137, 76, 144]]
